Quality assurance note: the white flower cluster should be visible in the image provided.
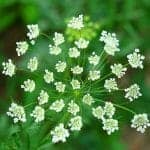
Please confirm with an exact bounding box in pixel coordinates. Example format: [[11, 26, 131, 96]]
[[55, 61, 66, 72], [69, 116, 82, 131], [54, 82, 66, 92], [49, 99, 65, 112], [82, 93, 94, 105], [125, 84, 142, 101], [71, 79, 81, 89], [88, 52, 100, 66], [49, 32, 64, 55], [21, 79, 35, 92], [7, 103, 26, 123], [53, 32, 64, 46], [30, 106, 45, 122], [44, 69, 54, 83], [69, 47, 80, 58], [111, 63, 127, 78], [75, 38, 89, 49], [131, 114, 150, 133], [127, 49, 145, 69], [92, 102, 118, 135], [51, 123, 69, 143], [104, 78, 118, 92], [100, 30, 120, 56], [27, 24, 40, 45], [67, 100, 80, 116], [2, 59, 15, 77], [88, 70, 100, 81], [27, 57, 38, 72], [16, 41, 29, 56], [71, 65, 83, 74], [68, 14, 84, 30], [4, 14, 149, 144], [38, 90, 49, 105]]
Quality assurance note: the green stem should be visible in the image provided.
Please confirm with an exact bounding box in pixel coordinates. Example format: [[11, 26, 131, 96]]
[[40, 32, 51, 40], [24, 102, 36, 108]]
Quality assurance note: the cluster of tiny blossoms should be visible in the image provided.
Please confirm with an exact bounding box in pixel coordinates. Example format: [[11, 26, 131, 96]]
[[3, 14, 149, 144]]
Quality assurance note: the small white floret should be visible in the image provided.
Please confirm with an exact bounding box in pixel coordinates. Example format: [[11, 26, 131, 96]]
[[16, 41, 28, 56], [67, 14, 84, 30], [54, 82, 66, 92], [51, 123, 69, 143], [125, 84, 142, 101], [27, 57, 38, 72], [30, 106, 45, 123], [21, 79, 35, 92], [49, 99, 65, 112], [2, 59, 15, 77], [104, 78, 118, 92], [7, 103, 26, 123], [44, 69, 54, 83], [127, 49, 145, 69]]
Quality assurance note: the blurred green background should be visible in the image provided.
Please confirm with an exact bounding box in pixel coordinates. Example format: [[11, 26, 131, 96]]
[[0, 0, 150, 150]]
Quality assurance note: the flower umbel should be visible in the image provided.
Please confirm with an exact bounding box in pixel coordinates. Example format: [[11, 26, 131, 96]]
[[7, 103, 26, 123], [127, 49, 145, 69], [68, 14, 84, 30], [30, 106, 45, 122], [125, 84, 142, 101], [131, 114, 150, 133], [16, 41, 29, 56], [51, 123, 69, 143], [21, 79, 35, 92], [2, 59, 15, 77], [27, 57, 38, 72], [4, 14, 149, 144]]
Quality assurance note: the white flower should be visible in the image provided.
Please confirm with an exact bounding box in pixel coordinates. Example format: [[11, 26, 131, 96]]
[[49, 99, 65, 112], [104, 45, 120, 56], [71, 65, 83, 74], [67, 100, 79, 116], [74, 38, 89, 49], [16, 41, 29, 56], [7, 103, 26, 123], [2, 59, 15, 77], [51, 123, 69, 143], [38, 90, 49, 105], [27, 57, 38, 72], [88, 70, 100, 81], [67, 14, 84, 30], [27, 24, 39, 44], [55, 82, 66, 92], [104, 78, 118, 92], [55, 61, 66, 72], [49, 45, 62, 55], [30, 106, 45, 123], [102, 119, 119, 135], [125, 84, 142, 101], [21, 79, 35, 92], [68, 47, 80, 58], [44, 69, 54, 83], [104, 102, 115, 118], [131, 114, 150, 133], [88, 52, 100, 66], [127, 49, 145, 69], [111, 63, 127, 78], [53, 32, 64, 46], [69, 116, 82, 131], [92, 106, 104, 120], [100, 30, 120, 56], [71, 79, 81, 89], [82, 93, 94, 105]]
